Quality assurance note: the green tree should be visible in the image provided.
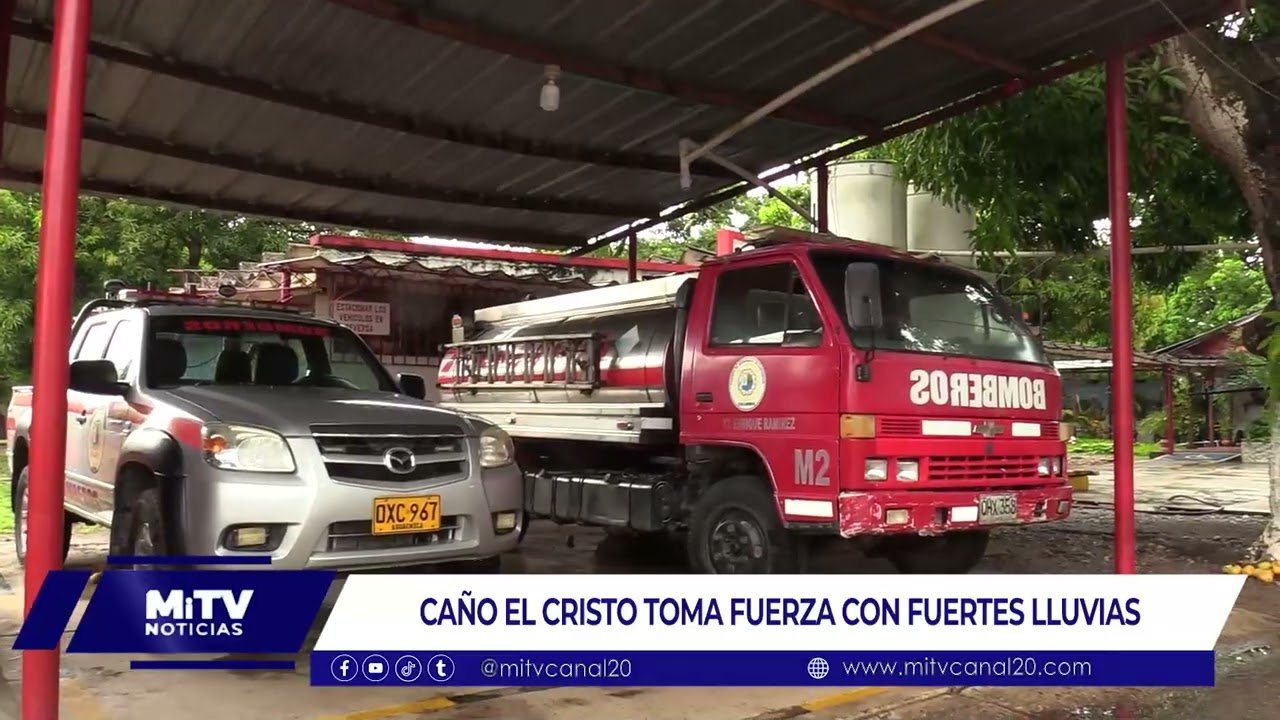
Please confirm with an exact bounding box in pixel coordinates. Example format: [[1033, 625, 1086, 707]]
[[0, 190, 312, 397], [876, 5, 1279, 560], [591, 183, 813, 262], [1141, 256, 1269, 348]]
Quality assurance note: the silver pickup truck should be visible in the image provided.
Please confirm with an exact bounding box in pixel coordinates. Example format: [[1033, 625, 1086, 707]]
[[6, 292, 524, 570]]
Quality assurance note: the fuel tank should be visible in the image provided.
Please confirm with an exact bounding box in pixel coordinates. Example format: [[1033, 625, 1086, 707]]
[[437, 274, 692, 406]]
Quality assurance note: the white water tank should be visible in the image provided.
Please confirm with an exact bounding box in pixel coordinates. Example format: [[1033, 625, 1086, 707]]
[[907, 185, 977, 268], [818, 159, 907, 250]]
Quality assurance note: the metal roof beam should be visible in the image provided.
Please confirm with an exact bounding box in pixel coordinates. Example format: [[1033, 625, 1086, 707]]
[[802, 0, 1029, 76], [0, 167, 587, 248], [571, 1, 1235, 256], [329, 0, 881, 134], [6, 109, 655, 218], [9, 19, 735, 180]]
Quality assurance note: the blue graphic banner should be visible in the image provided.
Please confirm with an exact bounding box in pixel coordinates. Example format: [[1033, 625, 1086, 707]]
[[15, 569, 335, 654], [309, 650, 1214, 687]]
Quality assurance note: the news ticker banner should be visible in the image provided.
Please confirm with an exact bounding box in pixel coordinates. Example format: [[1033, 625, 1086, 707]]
[[311, 574, 1243, 687], [16, 570, 1243, 686]]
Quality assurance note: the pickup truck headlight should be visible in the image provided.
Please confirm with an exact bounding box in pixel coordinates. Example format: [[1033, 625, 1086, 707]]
[[478, 426, 515, 469], [203, 424, 296, 473]]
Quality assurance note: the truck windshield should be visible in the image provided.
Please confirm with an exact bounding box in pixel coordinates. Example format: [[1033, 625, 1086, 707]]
[[810, 250, 1047, 365], [145, 315, 397, 392]]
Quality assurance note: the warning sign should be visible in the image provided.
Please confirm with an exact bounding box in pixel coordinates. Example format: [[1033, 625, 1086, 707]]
[[332, 301, 390, 336]]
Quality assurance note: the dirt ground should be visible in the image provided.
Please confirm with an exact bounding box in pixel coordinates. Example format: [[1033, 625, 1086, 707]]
[[1, 497, 1277, 719]]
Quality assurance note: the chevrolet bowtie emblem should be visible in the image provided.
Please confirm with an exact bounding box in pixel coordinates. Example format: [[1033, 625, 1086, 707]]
[[974, 421, 1004, 438]]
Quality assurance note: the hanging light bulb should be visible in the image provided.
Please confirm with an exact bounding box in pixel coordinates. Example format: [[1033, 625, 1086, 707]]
[[540, 64, 560, 112]]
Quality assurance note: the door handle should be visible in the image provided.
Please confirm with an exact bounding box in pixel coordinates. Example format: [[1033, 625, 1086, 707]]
[[75, 412, 88, 425], [695, 392, 714, 403]]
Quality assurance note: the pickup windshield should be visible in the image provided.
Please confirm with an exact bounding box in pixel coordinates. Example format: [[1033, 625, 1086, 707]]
[[810, 250, 1047, 365], [145, 316, 397, 391]]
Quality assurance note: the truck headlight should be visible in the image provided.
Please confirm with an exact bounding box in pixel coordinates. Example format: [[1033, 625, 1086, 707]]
[[479, 426, 515, 468], [1037, 457, 1052, 476], [864, 458, 888, 482], [896, 459, 919, 482], [203, 424, 296, 473]]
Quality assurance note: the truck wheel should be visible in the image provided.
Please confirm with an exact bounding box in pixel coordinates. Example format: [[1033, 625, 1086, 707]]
[[687, 477, 795, 574], [883, 531, 989, 574], [13, 467, 72, 567], [123, 487, 171, 566]]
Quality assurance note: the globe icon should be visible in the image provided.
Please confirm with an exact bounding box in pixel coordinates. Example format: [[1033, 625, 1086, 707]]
[[807, 657, 830, 680]]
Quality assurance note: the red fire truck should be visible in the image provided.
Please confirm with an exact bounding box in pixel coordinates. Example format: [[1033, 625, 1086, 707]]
[[438, 227, 1071, 574]]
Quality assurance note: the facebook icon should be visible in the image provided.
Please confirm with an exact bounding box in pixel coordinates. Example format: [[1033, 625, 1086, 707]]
[[330, 654, 357, 683], [426, 654, 455, 682]]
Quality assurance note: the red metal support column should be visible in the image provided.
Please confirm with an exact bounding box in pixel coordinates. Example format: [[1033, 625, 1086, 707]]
[[1205, 368, 1216, 444], [1163, 365, 1175, 455], [627, 232, 638, 283], [815, 163, 830, 233], [24, 1, 93, 718], [1106, 55, 1136, 575]]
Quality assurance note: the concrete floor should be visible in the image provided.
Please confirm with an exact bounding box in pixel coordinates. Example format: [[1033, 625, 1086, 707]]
[[1072, 457, 1271, 515], [1, 499, 1277, 719]]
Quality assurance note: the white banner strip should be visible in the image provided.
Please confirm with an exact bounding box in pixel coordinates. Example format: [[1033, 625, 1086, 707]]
[[315, 575, 1243, 653]]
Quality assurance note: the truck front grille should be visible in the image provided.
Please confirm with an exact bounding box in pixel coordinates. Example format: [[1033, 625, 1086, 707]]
[[929, 455, 1040, 483], [311, 424, 468, 485], [326, 518, 461, 552]]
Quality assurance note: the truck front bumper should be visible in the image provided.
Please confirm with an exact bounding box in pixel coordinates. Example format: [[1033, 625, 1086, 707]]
[[837, 485, 1072, 537], [180, 437, 524, 570]]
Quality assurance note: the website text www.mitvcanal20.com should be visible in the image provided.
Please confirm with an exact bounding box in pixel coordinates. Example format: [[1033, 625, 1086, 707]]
[[838, 656, 1093, 682], [477, 655, 1093, 683]]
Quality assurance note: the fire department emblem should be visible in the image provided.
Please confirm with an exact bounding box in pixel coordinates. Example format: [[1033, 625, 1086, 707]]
[[728, 357, 766, 412]]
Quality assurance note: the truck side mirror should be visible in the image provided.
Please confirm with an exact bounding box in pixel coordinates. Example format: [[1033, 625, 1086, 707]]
[[398, 372, 427, 399], [69, 359, 127, 395], [844, 263, 883, 331]]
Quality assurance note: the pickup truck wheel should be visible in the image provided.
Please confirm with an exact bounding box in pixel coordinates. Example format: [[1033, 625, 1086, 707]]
[[124, 488, 170, 567], [13, 467, 72, 567], [687, 477, 795, 574], [882, 531, 989, 574]]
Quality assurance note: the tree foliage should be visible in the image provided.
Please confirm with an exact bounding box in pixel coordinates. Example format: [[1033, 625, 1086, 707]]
[[0, 190, 311, 394]]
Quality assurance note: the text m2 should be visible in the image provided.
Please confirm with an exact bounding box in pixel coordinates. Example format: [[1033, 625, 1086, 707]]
[[793, 448, 831, 486]]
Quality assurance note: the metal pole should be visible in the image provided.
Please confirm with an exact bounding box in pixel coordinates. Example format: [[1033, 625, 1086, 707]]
[[815, 164, 830, 233], [24, 2, 92, 718], [677, 0, 989, 185], [1105, 55, 1136, 575], [1205, 367, 1216, 444], [0, 0, 17, 154], [1163, 365, 1175, 455], [626, 232, 637, 283], [280, 268, 293, 303]]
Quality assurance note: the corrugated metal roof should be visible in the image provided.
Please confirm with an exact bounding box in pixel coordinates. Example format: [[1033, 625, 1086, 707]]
[[0, 0, 1226, 247], [1044, 341, 1228, 370]]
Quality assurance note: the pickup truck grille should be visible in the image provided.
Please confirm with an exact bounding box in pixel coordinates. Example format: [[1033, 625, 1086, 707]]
[[311, 424, 468, 484]]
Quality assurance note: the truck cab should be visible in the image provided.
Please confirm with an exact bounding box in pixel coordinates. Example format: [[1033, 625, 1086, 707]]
[[439, 228, 1071, 574], [8, 290, 524, 570]]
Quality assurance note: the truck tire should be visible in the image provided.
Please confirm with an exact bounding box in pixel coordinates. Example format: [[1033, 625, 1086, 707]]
[[882, 531, 989, 574], [687, 476, 796, 574], [123, 487, 171, 566], [13, 467, 73, 567]]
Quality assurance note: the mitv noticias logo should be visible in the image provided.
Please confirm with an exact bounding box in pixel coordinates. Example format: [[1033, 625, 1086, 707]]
[[144, 589, 254, 638]]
